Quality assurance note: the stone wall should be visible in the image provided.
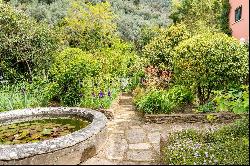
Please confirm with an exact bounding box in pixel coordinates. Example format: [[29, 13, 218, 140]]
[[144, 112, 249, 124]]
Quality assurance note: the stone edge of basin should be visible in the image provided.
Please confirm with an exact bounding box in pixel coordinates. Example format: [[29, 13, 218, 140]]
[[0, 107, 107, 161]]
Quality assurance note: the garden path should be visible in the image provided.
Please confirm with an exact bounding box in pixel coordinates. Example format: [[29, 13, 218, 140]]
[[80, 93, 222, 165]]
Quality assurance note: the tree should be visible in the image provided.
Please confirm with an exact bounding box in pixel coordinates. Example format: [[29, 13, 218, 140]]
[[0, 3, 60, 82], [173, 33, 248, 104], [143, 23, 190, 70], [169, 0, 231, 35], [60, 0, 117, 51]]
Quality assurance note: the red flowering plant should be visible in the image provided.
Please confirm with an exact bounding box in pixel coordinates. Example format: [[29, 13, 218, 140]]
[[143, 65, 172, 89]]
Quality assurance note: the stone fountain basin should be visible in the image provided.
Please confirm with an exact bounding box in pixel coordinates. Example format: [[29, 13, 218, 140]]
[[0, 107, 108, 165]]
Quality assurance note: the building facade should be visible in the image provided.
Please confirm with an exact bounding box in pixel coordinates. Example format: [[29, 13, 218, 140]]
[[229, 0, 249, 43]]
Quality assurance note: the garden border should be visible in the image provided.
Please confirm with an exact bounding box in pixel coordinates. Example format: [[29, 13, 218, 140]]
[[144, 112, 249, 124]]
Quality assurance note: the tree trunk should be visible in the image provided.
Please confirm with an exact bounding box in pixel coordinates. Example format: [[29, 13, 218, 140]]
[[197, 85, 205, 105]]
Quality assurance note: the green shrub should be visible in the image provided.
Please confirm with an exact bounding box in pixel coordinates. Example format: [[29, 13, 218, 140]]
[[212, 85, 249, 114], [136, 85, 193, 114], [0, 3, 60, 81], [136, 89, 173, 114], [220, 0, 232, 35], [173, 32, 248, 104], [197, 101, 216, 113], [212, 117, 249, 141], [47, 46, 134, 107], [92, 40, 144, 92], [132, 86, 146, 104], [48, 48, 101, 106], [136, 26, 163, 52], [162, 118, 249, 165], [93, 40, 138, 77], [143, 23, 190, 70], [60, 0, 117, 51], [167, 85, 194, 105]]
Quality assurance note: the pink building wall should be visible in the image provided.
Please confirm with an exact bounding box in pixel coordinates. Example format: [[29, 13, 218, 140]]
[[229, 0, 249, 43]]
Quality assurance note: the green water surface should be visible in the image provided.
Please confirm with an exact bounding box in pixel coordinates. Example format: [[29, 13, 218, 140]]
[[0, 117, 89, 145]]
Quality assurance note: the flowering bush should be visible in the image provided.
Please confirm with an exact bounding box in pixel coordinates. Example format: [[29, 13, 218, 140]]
[[143, 65, 173, 89], [47, 40, 140, 106], [162, 118, 249, 165], [78, 87, 119, 109]]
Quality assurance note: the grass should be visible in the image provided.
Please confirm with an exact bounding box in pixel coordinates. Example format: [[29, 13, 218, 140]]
[[0, 82, 48, 112], [162, 117, 249, 165], [0, 81, 120, 112]]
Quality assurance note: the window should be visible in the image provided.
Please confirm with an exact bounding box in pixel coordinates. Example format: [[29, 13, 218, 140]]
[[235, 5, 242, 22]]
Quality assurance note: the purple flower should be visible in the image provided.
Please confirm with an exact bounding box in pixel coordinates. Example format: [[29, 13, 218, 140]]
[[99, 91, 104, 98], [108, 89, 111, 97], [79, 93, 83, 97]]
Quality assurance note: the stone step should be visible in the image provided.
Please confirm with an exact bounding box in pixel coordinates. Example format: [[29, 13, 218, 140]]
[[81, 158, 117, 165], [119, 97, 133, 105], [121, 92, 133, 96], [81, 94, 163, 165], [120, 105, 136, 111]]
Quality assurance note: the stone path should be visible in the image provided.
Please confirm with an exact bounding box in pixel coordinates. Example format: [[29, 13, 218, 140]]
[[80, 94, 223, 165]]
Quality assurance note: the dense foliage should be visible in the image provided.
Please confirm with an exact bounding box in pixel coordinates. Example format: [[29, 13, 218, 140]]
[[5, 0, 70, 25], [162, 118, 249, 165], [212, 85, 249, 114], [143, 23, 190, 70], [4, 0, 172, 47], [170, 0, 232, 35], [47, 41, 139, 107], [60, 1, 117, 51], [173, 32, 248, 104], [0, 81, 49, 112], [0, 3, 60, 82], [135, 85, 193, 114], [110, 0, 171, 42], [0, 1, 141, 111], [48, 48, 101, 106]]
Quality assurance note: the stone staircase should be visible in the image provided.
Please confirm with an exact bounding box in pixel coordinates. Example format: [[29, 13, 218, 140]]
[[80, 93, 162, 165]]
